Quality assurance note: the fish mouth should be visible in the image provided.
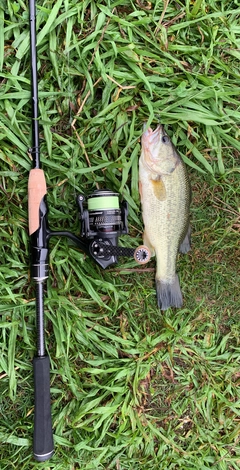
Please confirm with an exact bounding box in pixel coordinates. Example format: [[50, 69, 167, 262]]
[[141, 124, 164, 171], [142, 124, 163, 144]]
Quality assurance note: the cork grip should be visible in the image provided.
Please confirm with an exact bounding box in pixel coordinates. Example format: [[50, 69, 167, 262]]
[[28, 169, 47, 235]]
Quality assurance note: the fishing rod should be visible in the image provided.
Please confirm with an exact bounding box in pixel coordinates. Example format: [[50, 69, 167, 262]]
[[28, 0, 150, 461], [28, 0, 54, 461]]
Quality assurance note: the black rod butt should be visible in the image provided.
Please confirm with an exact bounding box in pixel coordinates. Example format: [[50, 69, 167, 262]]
[[33, 355, 54, 461]]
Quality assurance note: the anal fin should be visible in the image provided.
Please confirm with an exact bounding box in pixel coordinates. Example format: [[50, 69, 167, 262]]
[[179, 225, 191, 254]]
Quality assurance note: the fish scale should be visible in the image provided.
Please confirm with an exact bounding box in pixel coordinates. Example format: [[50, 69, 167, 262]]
[[139, 125, 191, 310]]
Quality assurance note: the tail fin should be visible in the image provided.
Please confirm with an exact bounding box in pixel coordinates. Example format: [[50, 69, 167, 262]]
[[156, 275, 183, 310]]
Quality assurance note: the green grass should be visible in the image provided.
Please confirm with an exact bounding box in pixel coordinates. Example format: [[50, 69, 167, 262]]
[[1, 0, 240, 468]]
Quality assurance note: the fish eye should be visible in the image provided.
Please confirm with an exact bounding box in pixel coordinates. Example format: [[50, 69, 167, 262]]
[[162, 135, 169, 144]]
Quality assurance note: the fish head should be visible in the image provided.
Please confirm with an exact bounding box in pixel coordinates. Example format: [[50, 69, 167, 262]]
[[141, 125, 180, 175]]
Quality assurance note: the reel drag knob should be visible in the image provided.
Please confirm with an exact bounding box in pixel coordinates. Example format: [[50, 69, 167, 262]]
[[134, 245, 151, 265]]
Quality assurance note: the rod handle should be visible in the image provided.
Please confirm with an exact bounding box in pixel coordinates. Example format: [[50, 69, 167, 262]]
[[33, 355, 54, 461], [28, 169, 47, 235]]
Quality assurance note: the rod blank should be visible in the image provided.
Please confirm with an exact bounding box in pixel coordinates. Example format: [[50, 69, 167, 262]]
[[29, 0, 40, 169]]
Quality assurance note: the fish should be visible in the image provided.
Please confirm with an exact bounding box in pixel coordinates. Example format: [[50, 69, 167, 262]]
[[139, 124, 191, 310]]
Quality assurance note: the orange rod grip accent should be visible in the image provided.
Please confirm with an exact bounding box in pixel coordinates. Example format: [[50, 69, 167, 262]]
[[28, 169, 47, 235]]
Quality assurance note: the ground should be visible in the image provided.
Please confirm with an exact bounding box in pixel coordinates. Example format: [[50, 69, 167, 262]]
[[0, 1, 240, 468]]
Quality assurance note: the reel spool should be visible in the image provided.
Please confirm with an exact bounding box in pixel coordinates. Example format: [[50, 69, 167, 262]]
[[77, 189, 128, 239]]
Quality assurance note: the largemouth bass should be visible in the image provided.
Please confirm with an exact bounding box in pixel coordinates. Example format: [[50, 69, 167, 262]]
[[139, 125, 191, 310]]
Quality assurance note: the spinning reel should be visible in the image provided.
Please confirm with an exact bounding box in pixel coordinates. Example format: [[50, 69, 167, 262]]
[[77, 189, 150, 268]]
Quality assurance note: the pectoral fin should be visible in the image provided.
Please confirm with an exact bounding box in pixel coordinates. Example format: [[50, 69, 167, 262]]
[[151, 177, 166, 201]]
